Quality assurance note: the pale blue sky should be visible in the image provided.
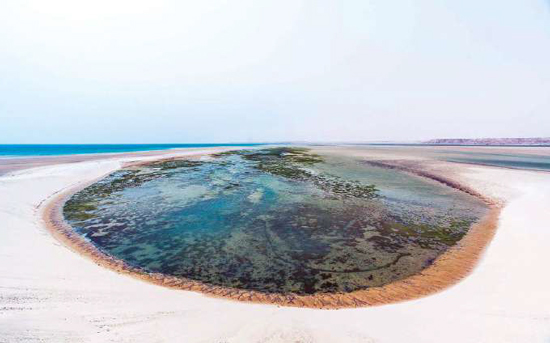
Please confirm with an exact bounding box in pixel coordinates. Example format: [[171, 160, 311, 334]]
[[1, 0, 549, 143]]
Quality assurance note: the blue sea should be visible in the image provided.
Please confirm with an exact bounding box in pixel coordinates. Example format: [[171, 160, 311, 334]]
[[0, 144, 266, 157]]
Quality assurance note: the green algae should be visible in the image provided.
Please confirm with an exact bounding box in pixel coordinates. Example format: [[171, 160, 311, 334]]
[[369, 217, 474, 251], [64, 159, 204, 222], [215, 147, 379, 199], [62, 147, 488, 295], [149, 159, 204, 170]]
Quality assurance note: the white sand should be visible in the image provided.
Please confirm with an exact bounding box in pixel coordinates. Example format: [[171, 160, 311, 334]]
[[1, 147, 549, 342]]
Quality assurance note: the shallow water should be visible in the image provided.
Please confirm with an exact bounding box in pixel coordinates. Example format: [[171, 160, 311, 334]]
[[64, 148, 487, 295], [439, 150, 550, 171]]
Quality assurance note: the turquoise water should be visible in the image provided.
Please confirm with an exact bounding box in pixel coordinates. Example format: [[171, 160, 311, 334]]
[[0, 144, 266, 157], [64, 148, 487, 295]]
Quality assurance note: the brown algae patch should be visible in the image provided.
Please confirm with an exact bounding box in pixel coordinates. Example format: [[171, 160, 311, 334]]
[[42, 148, 499, 309]]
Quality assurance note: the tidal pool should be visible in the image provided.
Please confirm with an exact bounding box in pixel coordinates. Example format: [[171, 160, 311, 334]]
[[64, 148, 488, 295]]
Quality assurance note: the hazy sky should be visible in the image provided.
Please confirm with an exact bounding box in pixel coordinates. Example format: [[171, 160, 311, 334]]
[[1, 0, 549, 143]]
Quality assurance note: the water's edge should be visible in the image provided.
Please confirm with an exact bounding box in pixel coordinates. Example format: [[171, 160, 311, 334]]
[[41, 153, 501, 309]]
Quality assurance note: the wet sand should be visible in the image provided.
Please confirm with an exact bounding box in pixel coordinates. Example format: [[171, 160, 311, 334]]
[[42, 152, 500, 309]]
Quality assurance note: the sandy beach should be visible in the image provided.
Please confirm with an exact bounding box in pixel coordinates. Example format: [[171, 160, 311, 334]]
[[0, 147, 238, 177], [1, 146, 550, 342]]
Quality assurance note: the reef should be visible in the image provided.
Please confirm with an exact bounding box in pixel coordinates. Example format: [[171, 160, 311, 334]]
[[52, 148, 496, 308], [214, 147, 379, 199]]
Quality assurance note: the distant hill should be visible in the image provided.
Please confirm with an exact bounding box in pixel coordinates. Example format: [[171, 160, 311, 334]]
[[424, 137, 550, 146]]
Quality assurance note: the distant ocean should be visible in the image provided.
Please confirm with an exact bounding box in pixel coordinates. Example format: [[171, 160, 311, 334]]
[[0, 144, 266, 157]]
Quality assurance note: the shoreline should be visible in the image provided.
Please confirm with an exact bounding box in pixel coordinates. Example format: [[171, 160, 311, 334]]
[[0, 146, 261, 176], [3, 145, 549, 342], [42, 152, 501, 309]]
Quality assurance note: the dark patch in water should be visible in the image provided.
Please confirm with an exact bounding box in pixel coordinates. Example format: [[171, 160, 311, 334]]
[[63, 148, 487, 295]]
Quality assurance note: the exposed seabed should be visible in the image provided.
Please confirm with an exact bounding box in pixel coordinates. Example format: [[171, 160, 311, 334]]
[[42, 156, 500, 309]]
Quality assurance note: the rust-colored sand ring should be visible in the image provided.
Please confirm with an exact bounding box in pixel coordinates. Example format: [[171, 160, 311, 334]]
[[41, 159, 501, 309]]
